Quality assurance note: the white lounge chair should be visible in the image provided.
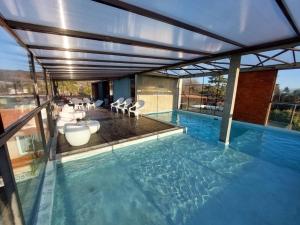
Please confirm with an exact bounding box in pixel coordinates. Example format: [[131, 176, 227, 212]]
[[116, 98, 132, 114], [95, 100, 104, 108], [128, 100, 145, 118], [110, 97, 124, 111]]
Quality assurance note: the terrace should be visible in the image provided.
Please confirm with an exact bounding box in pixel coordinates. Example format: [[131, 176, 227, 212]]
[[0, 1, 300, 225]]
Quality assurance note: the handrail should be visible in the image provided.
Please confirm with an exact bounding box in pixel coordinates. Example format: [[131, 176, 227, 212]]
[[0, 100, 50, 147], [272, 102, 300, 106]]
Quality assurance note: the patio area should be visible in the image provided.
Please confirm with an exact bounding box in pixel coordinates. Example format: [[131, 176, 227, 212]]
[[56, 108, 181, 156]]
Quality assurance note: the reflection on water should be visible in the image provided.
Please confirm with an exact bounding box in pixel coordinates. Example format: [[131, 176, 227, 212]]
[[150, 111, 300, 172], [52, 111, 300, 225]]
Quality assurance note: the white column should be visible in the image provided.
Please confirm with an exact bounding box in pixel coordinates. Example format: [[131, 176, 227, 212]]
[[177, 78, 183, 109], [219, 55, 241, 144]]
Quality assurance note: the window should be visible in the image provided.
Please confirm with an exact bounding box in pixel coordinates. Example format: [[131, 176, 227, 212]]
[[181, 75, 228, 116]]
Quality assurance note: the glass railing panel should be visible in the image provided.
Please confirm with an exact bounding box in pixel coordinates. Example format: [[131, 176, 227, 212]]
[[291, 105, 300, 131], [0, 26, 37, 129], [6, 115, 46, 225], [268, 103, 294, 128]]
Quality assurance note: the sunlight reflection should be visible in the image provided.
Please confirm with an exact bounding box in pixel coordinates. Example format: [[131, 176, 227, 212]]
[[58, 0, 71, 59]]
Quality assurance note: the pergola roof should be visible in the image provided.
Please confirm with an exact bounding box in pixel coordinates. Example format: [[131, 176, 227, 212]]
[[0, 0, 300, 80]]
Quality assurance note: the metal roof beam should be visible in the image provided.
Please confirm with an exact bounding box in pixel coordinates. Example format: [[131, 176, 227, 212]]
[[6, 20, 209, 55], [275, 0, 300, 35], [28, 45, 183, 61], [37, 56, 169, 65], [42, 63, 155, 68]]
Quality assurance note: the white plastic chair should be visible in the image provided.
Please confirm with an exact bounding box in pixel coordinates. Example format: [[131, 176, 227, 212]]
[[62, 104, 75, 113], [95, 100, 104, 108], [116, 98, 132, 114], [83, 98, 90, 103], [110, 97, 124, 111], [128, 100, 145, 118]]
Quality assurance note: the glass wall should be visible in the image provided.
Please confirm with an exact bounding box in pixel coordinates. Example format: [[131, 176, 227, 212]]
[[0, 24, 50, 225], [0, 27, 36, 128], [180, 75, 227, 116], [136, 75, 178, 113], [268, 69, 300, 131], [6, 116, 46, 225]]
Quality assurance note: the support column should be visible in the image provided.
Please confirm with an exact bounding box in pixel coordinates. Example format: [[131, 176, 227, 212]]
[[43, 69, 54, 138], [177, 78, 183, 109], [219, 55, 241, 144]]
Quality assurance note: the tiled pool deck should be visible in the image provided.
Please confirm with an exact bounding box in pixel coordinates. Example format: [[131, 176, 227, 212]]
[[56, 109, 184, 160]]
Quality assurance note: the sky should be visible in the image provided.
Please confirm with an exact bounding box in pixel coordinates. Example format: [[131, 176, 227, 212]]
[[277, 69, 300, 91]]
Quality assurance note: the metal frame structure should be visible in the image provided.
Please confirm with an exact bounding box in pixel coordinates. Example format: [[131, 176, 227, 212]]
[[0, 1, 300, 224], [0, 0, 299, 80], [162, 47, 300, 78]]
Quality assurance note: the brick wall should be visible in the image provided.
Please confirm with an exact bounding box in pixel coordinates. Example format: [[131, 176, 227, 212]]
[[233, 70, 277, 125]]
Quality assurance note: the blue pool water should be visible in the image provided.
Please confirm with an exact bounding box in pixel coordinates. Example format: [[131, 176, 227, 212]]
[[52, 111, 300, 225]]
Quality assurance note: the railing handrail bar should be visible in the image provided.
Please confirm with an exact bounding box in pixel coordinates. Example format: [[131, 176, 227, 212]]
[[0, 100, 50, 147]]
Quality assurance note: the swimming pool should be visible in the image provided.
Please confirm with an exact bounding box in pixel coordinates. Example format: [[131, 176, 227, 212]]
[[52, 110, 300, 225]]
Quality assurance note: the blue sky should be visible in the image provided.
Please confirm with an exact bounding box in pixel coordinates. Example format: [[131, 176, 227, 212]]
[[277, 69, 300, 90]]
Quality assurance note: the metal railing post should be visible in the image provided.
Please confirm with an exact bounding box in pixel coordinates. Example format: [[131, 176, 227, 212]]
[[288, 104, 297, 130], [29, 53, 47, 151]]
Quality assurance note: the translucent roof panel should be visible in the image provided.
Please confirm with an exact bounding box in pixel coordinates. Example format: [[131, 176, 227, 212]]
[[171, 70, 189, 76], [187, 70, 205, 74], [214, 58, 230, 64], [125, 0, 296, 45], [39, 59, 160, 68], [284, 0, 300, 30], [15, 30, 200, 60], [0, 26, 29, 71], [0, 0, 237, 53], [197, 63, 218, 70], [30, 49, 179, 64], [163, 70, 180, 76]]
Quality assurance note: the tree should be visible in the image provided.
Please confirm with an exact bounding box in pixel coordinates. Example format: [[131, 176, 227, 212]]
[[283, 86, 290, 94]]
